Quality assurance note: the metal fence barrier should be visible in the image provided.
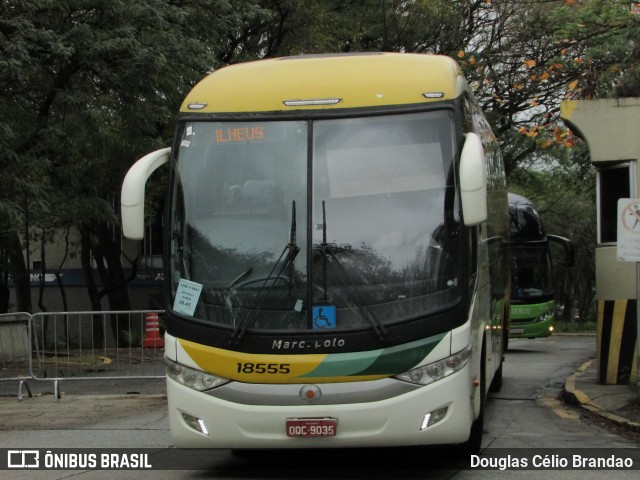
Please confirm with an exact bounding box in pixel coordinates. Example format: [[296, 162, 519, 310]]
[[0, 312, 32, 400], [1, 310, 166, 401]]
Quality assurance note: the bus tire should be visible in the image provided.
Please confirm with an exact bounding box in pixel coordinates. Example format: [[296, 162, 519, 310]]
[[489, 361, 503, 392], [459, 342, 486, 455], [490, 318, 507, 392], [231, 449, 258, 458], [463, 408, 484, 455]]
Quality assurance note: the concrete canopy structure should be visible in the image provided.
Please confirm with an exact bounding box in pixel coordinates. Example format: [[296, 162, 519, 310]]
[[560, 98, 640, 385]]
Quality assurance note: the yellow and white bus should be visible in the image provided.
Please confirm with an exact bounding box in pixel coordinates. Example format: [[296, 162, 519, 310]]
[[121, 52, 510, 453]]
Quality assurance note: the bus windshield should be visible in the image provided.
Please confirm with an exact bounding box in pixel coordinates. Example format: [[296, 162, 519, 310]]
[[169, 110, 461, 333], [511, 246, 554, 299]]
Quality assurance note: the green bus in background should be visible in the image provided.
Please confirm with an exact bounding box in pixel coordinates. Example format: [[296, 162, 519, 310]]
[[508, 193, 574, 339]]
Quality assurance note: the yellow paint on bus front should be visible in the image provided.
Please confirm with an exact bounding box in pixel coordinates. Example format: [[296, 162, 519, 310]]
[[179, 339, 322, 381], [180, 53, 464, 114], [179, 339, 391, 384]]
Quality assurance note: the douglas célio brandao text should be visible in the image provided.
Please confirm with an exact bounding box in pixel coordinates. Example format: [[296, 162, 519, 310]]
[[470, 453, 635, 470]]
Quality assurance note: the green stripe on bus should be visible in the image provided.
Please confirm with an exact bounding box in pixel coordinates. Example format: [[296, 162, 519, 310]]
[[301, 332, 447, 377]]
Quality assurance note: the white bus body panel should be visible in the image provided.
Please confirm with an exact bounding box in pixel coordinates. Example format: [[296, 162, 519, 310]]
[[166, 366, 474, 449]]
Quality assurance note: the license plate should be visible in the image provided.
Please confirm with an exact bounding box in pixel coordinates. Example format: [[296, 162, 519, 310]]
[[286, 418, 337, 437], [510, 328, 524, 334]]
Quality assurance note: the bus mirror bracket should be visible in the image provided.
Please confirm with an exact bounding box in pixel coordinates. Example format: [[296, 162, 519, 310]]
[[120, 147, 171, 240], [548, 234, 575, 267], [459, 132, 487, 226]]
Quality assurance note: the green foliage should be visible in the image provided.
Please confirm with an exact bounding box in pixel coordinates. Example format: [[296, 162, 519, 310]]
[[123, 329, 142, 348], [554, 321, 597, 333], [1, 0, 638, 314], [549, 0, 640, 98], [0, 0, 239, 312]]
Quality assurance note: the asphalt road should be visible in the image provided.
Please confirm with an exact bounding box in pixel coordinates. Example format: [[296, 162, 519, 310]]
[[1, 335, 639, 479]]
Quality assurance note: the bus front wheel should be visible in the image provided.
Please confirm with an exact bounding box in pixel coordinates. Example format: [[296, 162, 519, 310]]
[[459, 341, 486, 455]]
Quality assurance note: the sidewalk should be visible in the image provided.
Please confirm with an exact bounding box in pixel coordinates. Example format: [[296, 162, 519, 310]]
[[0, 392, 168, 431], [564, 358, 640, 433], [0, 376, 168, 433]]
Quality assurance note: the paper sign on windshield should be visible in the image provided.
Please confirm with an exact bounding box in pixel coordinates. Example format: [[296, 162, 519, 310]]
[[173, 279, 203, 316]]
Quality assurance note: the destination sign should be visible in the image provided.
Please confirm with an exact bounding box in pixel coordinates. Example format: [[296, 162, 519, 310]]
[[215, 126, 264, 143]]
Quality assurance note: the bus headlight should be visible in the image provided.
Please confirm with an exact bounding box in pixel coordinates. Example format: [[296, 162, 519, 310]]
[[165, 358, 229, 391], [394, 346, 471, 386]]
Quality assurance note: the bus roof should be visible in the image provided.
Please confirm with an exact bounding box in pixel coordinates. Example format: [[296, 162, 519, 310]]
[[180, 52, 467, 114], [508, 192, 546, 241]]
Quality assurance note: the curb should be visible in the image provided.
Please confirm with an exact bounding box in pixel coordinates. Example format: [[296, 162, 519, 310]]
[[1, 392, 168, 403], [564, 359, 640, 432]]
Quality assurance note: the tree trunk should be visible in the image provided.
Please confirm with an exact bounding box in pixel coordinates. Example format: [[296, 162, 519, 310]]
[[81, 230, 106, 347], [0, 250, 10, 313], [6, 230, 32, 313], [81, 224, 135, 346]]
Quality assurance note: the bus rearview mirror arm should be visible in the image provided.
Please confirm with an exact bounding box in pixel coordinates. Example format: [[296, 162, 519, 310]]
[[120, 147, 171, 240], [548, 234, 575, 267], [459, 132, 488, 226]]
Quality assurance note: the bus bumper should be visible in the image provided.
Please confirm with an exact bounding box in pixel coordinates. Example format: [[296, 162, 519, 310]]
[[509, 319, 553, 339], [166, 368, 475, 449]]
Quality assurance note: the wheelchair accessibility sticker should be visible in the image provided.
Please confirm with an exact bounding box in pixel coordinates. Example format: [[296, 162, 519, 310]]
[[312, 305, 336, 330]]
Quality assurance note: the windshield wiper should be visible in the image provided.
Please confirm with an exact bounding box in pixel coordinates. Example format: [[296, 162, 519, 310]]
[[229, 201, 300, 344], [227, 268, 254, 288], [315, 201, 389, 342]]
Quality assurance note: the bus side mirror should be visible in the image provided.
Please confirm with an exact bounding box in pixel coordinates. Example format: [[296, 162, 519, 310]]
[[459, 132, 488, 226], [121, 148, 171, 239]]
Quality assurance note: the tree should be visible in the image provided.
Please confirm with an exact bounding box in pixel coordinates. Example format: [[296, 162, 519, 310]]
[[2, 0, 638, 328], [211, 0, 637, 324], [0, 0, 271, 340], [216, 1, 638, 168]]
